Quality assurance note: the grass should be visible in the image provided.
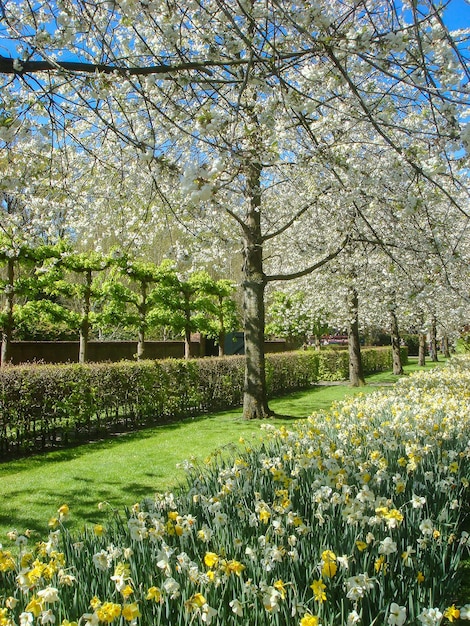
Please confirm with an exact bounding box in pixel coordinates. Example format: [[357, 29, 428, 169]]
[[0, 356, 445, 546]]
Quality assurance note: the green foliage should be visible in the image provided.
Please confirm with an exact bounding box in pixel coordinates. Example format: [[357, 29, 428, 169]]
[[14, 300, 80, 340], [401, 334, 422, 356], [0, 347, 407, 457], [456, 333, 470, 353], [316, 346, 408, 381]]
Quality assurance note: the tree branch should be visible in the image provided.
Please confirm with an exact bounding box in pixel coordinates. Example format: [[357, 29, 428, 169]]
[[266, 235, 349, 282]]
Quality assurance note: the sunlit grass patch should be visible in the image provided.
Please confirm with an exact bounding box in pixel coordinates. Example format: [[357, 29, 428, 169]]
[[0, 356, 468, 625]]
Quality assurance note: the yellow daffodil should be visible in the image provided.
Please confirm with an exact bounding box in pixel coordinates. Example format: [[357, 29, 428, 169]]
[[96, 601, 121, 623], [122, 603, 141, 622], [444, 605, 460, 622], [58, 504, 70, 519], [94, 524, 105, 537], [146, 586, 162, 602], [310, 579, 326, 603], [204, 552, 219, 568], [25, 596, 43, 618]]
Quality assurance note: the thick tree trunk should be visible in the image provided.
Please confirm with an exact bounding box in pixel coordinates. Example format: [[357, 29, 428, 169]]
[[1, 258, 14, 367], [418, 333, 427, 366], [390, 308, 404, 375], [242, 161, 272, 419], [347, 286, 365, 387]]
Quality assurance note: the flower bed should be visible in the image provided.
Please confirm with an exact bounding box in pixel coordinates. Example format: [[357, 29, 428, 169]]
[[1, 356, 468, 626]]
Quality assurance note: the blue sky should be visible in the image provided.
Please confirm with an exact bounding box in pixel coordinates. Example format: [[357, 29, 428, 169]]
[[443, 0, 470, 28]]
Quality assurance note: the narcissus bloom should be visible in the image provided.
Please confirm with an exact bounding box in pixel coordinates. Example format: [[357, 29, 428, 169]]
[[204, 552, 219, 568], [310, 579, 326, 603], [121, 603, 140, 622], [443, 605, 460, 622]]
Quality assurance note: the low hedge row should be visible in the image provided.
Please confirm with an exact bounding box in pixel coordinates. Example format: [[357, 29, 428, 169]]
[[0, 346, 406, 456]]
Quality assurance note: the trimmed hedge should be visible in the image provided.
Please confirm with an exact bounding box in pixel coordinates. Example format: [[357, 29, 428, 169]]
[[0, 346, 406, 456]]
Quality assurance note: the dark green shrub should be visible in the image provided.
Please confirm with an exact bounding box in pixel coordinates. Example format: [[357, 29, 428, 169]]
[[0, 346, 406, 456]]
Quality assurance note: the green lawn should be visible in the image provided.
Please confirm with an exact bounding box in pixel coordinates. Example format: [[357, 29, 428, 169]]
[[0, 356, 444, 545]]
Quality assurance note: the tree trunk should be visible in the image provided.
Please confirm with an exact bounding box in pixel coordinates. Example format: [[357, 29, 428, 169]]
[[137, 283, 147, 360], [429, 316, 439, 362], [183, 292, 193, 359], [242, 161, 272, 419], [218, 330, 225, 357], [78, 269, 92, 364], [218, 298, 225, 356], [418, 333, 426, 366], [441, 335, 451, 358], [184, 326, 192, 359], [1, 258, 14, 367], [347, 286, 365, 386], [390, 308, 404, 375]]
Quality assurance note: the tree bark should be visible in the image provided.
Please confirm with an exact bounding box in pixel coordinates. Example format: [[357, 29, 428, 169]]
[[347, 286, 365, 386], [418, 333, 427, 366], [441, 335, 451, 358], [242, 161, 272, 419], [218, 296, 225, 356], [184, 292, 193, 359], [78, 269, 92, 363], [390, 307, 404, 375], [218, 331, 225, 357], [429, 316, 439, 362], [1, 258, 14, 367], [137, 283, 147, 360]]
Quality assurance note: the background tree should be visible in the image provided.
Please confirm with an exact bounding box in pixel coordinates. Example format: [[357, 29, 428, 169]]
[[266, 290, 330, 349], [98, 258, 176, 360], [202, 278, 239, 357], [38, 250, 112, 363]]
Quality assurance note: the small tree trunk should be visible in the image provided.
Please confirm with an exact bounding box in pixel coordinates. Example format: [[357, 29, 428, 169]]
[[218, 329, 225, 356], [218, 300, 225, 356], [418, 333, 426, 366], [390, 308, 404, 375], [137, 327, 145, 360], [137, 284, 147, 360], [79, 269, 92, 363], [429, 316, 439, 362], [347, 286, 365, 387], [184, 326, 192, 359], [441, 335, 451, 358], [1, 258, 14, 367], [183, 292, 193, 359]]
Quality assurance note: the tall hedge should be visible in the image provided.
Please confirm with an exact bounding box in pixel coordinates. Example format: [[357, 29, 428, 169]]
[[0, 346, 406, 456]]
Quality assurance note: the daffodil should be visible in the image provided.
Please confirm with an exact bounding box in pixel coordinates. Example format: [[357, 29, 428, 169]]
[[443, 605, 460, 622], [310, 579, 326, 603], [121, 603, 140, 622]]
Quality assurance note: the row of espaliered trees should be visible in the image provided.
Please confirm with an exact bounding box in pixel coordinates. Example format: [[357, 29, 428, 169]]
[[0, 1, 469, 416], [0, 239, 238, 366]]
